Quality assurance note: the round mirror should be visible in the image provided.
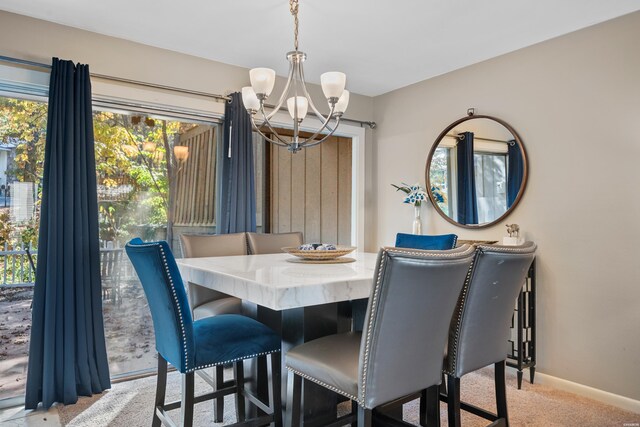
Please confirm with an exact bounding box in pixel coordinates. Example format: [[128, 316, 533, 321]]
[[425, 113, 528, 229]]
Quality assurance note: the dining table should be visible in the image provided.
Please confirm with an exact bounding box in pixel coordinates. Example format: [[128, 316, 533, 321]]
[[176, 251, 380, 424]]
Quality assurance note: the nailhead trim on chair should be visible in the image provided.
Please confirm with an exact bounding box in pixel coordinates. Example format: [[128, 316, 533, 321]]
[[286, 367, 359, 402], [385, 245, 473, 258], [158, 244, 191, 372], [477, 243, 536, 254], [445, 252, 476, 376], [189, 350, 280, 373], [362, 245, 476, 405], [128, 241, 282, 374], [359, 249, 387, 407], [445, 242, 536, 376]]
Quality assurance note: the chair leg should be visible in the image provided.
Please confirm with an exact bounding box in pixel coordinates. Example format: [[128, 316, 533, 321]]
[[234, 360, 246, 422], [181, 372, 195, 427], [270, 353, 283, 427], [420, 389, 426, 426], [495, 361, 509, 427], [152, 354, 167, 427], [420, 385, 440, 427], [447, 375, 461, 427], [357, 406, 372, 427], [288, 373, 302, 427], [351, 400, 358, 427], [213, 365, 225, 423]]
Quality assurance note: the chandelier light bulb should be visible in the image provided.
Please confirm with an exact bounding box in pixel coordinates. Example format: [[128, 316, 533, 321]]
[[287, 96, 309, 120], [241, 86, 260, 112], [320, 72, 346, 99], [249, 68, 276, 97], [334, 90, 350, 114]]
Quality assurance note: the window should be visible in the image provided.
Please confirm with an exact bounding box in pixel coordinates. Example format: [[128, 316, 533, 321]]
[[92, 109, 218, 378], [0, 96, 45, 401], [429, 147, 452, 216], [474, 153, 507, 224], [0, 95, 220, 401], [428, 147, 507, 223]]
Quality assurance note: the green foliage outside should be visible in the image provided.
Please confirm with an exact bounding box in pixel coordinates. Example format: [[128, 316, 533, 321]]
[[0, 97, 196, 280], [430, 147, 451, 216]]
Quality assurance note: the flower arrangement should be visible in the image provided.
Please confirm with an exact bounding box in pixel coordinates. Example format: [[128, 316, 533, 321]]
[[391, 182, 427, 207]]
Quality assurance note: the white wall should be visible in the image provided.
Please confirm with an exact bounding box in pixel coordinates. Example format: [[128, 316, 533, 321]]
[[372, 11, 640, 400]]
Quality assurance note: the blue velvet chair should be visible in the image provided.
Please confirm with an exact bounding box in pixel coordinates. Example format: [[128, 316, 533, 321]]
[[395, 233, 458, 250], [125, 238, 282, 427]]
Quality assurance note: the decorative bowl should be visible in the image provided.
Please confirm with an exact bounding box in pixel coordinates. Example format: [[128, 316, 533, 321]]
[[282, 245, 356, 261]]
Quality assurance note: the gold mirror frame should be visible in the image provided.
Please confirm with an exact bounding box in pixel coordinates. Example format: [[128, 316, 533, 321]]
[[425, 113, 528, 229]]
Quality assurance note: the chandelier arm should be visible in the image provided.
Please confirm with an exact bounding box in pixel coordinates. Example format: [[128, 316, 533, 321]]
[[264, 60, 295, 122], [251, 122, 289, 147], [296, 104, 338, 146], [251, 114, 290, 147], [257, 104, 295, 146], [298, 62, 336, 133], [300, 117, 343, 148]]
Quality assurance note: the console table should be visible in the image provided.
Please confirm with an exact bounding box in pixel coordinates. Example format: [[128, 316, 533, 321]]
[[507, 259, 537, 389]]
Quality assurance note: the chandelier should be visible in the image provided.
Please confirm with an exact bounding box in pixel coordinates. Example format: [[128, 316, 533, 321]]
[[241, 0, 349, 153]]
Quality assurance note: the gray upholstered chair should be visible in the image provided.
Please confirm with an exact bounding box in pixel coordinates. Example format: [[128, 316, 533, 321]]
[[285, 245, 476, 427], [425, 242, 536, 427], [179, 232, 246, 422], [180, 233, 246, 320], [246, 231, 303, 254]]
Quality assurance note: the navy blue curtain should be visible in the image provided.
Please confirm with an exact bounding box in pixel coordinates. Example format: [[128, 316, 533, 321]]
[[456, 132, 478, 225], [507, 140, 524, 208], [217, 92, 257, 233], [26, 58, 110, 409]]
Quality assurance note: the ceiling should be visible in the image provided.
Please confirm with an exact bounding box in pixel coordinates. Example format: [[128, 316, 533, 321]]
[[1, 0, 639, 96]]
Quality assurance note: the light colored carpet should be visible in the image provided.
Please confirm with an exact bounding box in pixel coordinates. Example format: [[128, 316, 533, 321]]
[[57, 367, 639, 426]]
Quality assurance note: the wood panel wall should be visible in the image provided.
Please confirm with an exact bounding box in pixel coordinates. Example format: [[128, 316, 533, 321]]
[[269, 135, 352, 245], [174, 125, 216, 226]]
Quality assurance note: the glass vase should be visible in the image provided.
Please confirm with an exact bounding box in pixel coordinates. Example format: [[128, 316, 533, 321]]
[[413, 205, 422, 235]]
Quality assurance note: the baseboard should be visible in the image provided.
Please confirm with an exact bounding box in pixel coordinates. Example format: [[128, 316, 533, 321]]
[[535, 372, 640, 414]]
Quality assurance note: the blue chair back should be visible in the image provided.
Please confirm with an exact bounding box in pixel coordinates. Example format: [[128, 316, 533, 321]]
[[125, 238, 194, 373], [395, 233, 458, 250]]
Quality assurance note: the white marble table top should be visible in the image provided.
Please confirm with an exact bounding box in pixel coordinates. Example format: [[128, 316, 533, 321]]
[[176, 252, 379, 311]]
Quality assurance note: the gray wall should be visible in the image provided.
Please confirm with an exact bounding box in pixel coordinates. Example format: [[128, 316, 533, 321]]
[[372, 11, 640, 400]]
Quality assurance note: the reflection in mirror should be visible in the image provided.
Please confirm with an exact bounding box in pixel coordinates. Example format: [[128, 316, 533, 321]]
[[427, 116, 526, 228]]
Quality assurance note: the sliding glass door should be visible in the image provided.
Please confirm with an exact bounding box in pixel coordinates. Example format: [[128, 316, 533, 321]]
[[0, 94, 220, 401], [92, 109, 217, 377], [0, 96, 45, 401]]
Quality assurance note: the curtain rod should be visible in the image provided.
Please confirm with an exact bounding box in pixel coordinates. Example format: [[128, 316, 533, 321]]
[[0, 54, 377, 129], [0, 55, 231, 102], [447, 133, 514, 145]]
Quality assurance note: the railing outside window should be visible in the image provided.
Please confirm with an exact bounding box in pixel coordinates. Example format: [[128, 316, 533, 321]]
[[0, 243, 136, 287]]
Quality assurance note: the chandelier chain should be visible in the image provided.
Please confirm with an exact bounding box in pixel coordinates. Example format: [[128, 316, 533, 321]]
[[289, 0, 299, 50]]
